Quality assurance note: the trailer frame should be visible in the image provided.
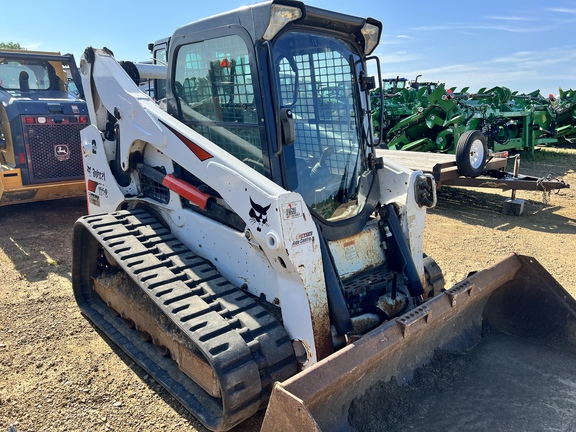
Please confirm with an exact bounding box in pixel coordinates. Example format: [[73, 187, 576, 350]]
[[377, 149, 569, 192]]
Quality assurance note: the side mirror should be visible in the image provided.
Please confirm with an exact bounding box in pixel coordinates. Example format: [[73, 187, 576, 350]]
[[279, 108, 295, 146]]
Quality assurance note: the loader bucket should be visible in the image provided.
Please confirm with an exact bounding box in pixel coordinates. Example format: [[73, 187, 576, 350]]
[[261, 254, 576, 431]]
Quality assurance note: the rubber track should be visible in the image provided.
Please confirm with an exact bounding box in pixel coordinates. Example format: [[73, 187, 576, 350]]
[[72, 209, 297, 431]]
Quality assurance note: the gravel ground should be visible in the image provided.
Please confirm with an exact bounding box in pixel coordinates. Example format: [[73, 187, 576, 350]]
[[1, 147, 574, 432]]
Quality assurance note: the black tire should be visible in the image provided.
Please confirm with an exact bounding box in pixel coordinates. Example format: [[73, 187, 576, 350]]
[[455, 130, 488, 178]]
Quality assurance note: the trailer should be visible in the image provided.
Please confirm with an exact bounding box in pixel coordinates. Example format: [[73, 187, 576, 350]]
[[377, 149, 569, 194]]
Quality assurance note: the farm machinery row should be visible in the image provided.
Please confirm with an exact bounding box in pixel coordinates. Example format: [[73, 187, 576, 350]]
[[373, 77, 576, 178]]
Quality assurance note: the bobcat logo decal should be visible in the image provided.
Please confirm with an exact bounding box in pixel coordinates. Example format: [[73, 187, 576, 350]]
[[249, 198, 271, 232]]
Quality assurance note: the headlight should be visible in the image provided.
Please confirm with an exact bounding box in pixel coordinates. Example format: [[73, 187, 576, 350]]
[[361, 22, 381, 55], [263, 4, 303, 40]]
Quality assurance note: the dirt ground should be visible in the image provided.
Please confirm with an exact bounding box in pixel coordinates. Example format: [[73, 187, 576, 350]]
[[1, 147, 575, 432]]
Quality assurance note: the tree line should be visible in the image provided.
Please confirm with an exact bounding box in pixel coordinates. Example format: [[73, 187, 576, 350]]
[[0, 42, 25, 50]]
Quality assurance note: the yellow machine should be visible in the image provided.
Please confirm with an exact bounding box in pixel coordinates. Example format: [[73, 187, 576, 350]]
[[0, 49, 87, 205]]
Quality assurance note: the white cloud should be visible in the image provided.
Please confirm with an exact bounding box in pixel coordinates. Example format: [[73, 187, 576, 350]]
[[24, 43, 43, 51], [396, 35, 414, 39], [483, 15, 536, 21], [548, 7, 576, 14], [381, 46, 576, 96], [377, 51, 423, 64], [378, 34, 402, 45], [411, 22, 548, 33], [489, 48, 576, 69]]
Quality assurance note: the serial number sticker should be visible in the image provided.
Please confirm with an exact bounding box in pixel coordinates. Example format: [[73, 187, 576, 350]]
[[88, 192, 100, 207], [282, 201, 303, 220]]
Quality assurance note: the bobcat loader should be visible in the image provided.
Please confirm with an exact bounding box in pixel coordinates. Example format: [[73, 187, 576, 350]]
[[72, 2, 576, 431]]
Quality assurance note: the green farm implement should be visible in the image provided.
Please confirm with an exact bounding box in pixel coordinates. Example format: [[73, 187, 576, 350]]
[[373, 81, 575, 179]]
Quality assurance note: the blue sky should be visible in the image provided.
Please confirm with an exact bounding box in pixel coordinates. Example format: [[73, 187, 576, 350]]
[[2, 0, 575, 96]]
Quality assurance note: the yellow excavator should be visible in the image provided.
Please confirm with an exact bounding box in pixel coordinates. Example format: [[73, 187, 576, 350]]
[[71, 2, 576, 430], [0, 49, 87, 206]]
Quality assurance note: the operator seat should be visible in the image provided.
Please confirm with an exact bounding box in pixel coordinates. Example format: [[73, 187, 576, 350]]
[[19, 71, 30, 92]]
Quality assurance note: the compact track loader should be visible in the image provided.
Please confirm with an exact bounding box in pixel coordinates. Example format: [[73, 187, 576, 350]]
[[72, 2, 576, 431]]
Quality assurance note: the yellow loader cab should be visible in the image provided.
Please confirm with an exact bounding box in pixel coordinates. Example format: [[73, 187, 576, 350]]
[[0, 49, 88, 206]]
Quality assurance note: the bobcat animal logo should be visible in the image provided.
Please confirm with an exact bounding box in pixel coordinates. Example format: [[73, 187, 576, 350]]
[[249, 198, 271, 232]]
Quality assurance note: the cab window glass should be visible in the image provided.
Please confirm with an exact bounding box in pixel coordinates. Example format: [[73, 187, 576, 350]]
[[153, 47, 167, 100], [174, 35, 263, 172], [0, 59, 51, 90]]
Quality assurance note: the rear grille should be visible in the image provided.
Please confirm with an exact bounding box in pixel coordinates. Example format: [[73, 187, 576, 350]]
[[25, 120, 86, 183]]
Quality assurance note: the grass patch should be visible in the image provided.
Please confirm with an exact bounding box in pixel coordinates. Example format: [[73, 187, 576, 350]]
[[521, 146, 576, 162], [511, 146, 576, 177]]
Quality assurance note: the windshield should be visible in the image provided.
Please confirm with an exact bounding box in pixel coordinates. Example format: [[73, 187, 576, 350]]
[[173, 35, 264, 173], [272, 31, 370, 222]]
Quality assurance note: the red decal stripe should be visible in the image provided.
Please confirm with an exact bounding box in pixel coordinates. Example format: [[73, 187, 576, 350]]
[[160, 120, 213, 162], [87, 179, 98, 192]]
